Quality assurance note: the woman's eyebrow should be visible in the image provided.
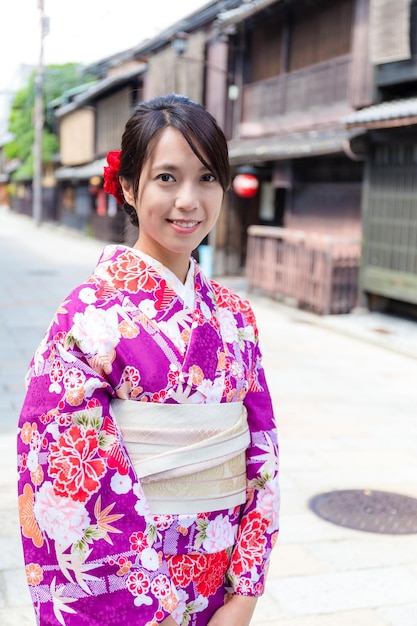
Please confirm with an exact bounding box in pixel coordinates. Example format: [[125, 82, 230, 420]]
[[151, 162, 211, 173]]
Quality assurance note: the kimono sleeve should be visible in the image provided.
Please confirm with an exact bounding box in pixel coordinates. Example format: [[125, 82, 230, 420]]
[[228, 316, 280, 596], [17, 290, 180, 626]]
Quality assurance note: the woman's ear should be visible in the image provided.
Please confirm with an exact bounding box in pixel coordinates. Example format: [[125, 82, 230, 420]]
[[119, 176, 135, 207]]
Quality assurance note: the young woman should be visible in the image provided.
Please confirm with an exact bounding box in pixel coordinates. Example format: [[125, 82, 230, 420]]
[[17, 94, 280, 626]]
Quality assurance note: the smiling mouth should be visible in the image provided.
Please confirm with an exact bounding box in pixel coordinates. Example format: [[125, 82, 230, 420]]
[[169, 220, 200, 228]]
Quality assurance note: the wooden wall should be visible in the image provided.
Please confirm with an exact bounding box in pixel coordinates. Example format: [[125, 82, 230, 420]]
[[59, 109, 95, 166], [96, 88, 133, 156]]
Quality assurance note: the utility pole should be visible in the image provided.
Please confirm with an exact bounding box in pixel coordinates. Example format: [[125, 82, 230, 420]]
[[32, 0, 47, 226]]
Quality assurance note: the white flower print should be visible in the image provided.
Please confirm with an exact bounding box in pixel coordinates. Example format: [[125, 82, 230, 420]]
[[197, 373, 225, 403], [200, 300, 212, 320], [78, 287, 97, 304], [34, 482, 90, 548], [72, 305, 120, 355], [133, 482, 153, 521], [171, 588, 188, 623], [139, 299, 157, 319], [27, 450, 39, 472], [230, 360, 244, 379], [202, 514, 235, 552], [239, 324, 255, 345], [140, 547, 159, 571], [257, 479, 280, 531], [177, 514, 196, 529], [253, 432, 279, 476], [217, 307, 239, 343], [158, 319, 186, 353], [110, 471, 132, 494]]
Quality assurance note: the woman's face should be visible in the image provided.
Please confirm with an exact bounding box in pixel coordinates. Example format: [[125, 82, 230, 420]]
[[121, 126, 224, 281]]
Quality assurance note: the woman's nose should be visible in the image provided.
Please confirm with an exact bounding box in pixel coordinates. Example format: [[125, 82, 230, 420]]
[[175, 183, 200, 210]]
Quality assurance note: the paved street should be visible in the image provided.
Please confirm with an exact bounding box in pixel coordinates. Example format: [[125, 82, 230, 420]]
[[1, 205, 417, 626]]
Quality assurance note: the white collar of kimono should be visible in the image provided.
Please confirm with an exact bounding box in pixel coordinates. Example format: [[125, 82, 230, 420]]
[[125, 246, 196, 310]]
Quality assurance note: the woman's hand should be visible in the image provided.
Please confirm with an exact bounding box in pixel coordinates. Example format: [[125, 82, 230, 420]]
[[160, 616, 177, 625], [207, 595, 258, 626]]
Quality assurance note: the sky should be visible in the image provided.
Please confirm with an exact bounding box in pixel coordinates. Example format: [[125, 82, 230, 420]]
[[0, 0, 211, 104]]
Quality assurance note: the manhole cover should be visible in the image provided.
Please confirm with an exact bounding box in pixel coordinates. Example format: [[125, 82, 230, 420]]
[[309, 489, 417, 534]]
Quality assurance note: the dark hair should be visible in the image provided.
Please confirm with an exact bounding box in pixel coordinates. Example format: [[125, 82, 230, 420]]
[[118, 93, 231, 226]]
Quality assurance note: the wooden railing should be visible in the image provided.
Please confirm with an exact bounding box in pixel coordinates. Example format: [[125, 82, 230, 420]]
[[242, 55, 351, 122], [246, 225, 361, 315]]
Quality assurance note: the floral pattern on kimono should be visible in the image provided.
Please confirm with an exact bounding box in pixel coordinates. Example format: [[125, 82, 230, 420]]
[[17, 245, 280, 626]]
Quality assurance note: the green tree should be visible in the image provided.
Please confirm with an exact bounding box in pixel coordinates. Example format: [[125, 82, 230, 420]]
[[4, 63, 95, 180]]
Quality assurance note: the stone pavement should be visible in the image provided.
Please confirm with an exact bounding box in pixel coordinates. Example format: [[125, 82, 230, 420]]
[[1, 205, 417, 626]]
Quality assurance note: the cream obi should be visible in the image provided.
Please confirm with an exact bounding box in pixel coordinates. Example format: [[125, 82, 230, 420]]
[[110, 400, 250, 515]]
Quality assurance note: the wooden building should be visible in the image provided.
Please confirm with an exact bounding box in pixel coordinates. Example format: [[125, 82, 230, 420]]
[[50, 0, 417, 314], [53, 62, 146, 241], [202, 0, 371, 311], [343, 0, 417, 313]]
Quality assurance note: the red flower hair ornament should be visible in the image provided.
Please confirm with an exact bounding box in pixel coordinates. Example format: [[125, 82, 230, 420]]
[[103, 151, 125, 206]]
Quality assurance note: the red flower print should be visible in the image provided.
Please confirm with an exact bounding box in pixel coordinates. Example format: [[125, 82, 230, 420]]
[[154, 281, 176, 311], [230, 511, 268, 576], [87, 398, 101, 409], [116, 555, 132, 576], [48, 425, 106, 502], [153, 515, 173, 530], [247, 370, 261, 393], [50, 359, 64, 383], [95, 279, 117, 299], [235, 578, 254, 594], [40, 411, 56, 425], [19, 452, 27, 473], [209, 315, 220, 331], [192, 309, 205, 326], [254, 581, 264, 595], [211, 282, 257, 328], [167, 551, 229, 597], [107, 252, 158, 293], [166, 553, 200, 588], [98, 416, 129, 475], [63, 367, 85, 390], [195, 551, 229, 597], [151, 390, 168, 403], [130, 531, 149, 553], [56, 412, 72, 427], [122, 366, 141, 387], [53, 331, 67, 346], [168, 368, 180, 386], [150, 574, 171, 599], [126, 570, 150, 597]]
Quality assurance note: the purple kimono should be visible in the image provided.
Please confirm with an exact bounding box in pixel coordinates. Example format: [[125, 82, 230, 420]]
[[17, 245, 280, 625]]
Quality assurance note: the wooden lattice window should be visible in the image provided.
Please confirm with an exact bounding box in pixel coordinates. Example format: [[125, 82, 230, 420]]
[[289, 0, 354, 71], [364, 143, 417, 275]]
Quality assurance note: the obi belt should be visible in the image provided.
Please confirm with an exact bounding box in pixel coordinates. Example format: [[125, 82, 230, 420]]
[[110, 400, 250, 515]]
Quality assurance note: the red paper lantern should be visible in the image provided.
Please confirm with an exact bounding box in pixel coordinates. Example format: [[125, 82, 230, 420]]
[[232, 173, 259, 198]]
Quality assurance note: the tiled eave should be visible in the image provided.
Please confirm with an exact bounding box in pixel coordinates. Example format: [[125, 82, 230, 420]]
[[342, 98, 417, 130]]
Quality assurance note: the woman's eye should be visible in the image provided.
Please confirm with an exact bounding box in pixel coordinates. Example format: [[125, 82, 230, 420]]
[[201, 173, 216, 182], [158, 173, 174, 182]]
